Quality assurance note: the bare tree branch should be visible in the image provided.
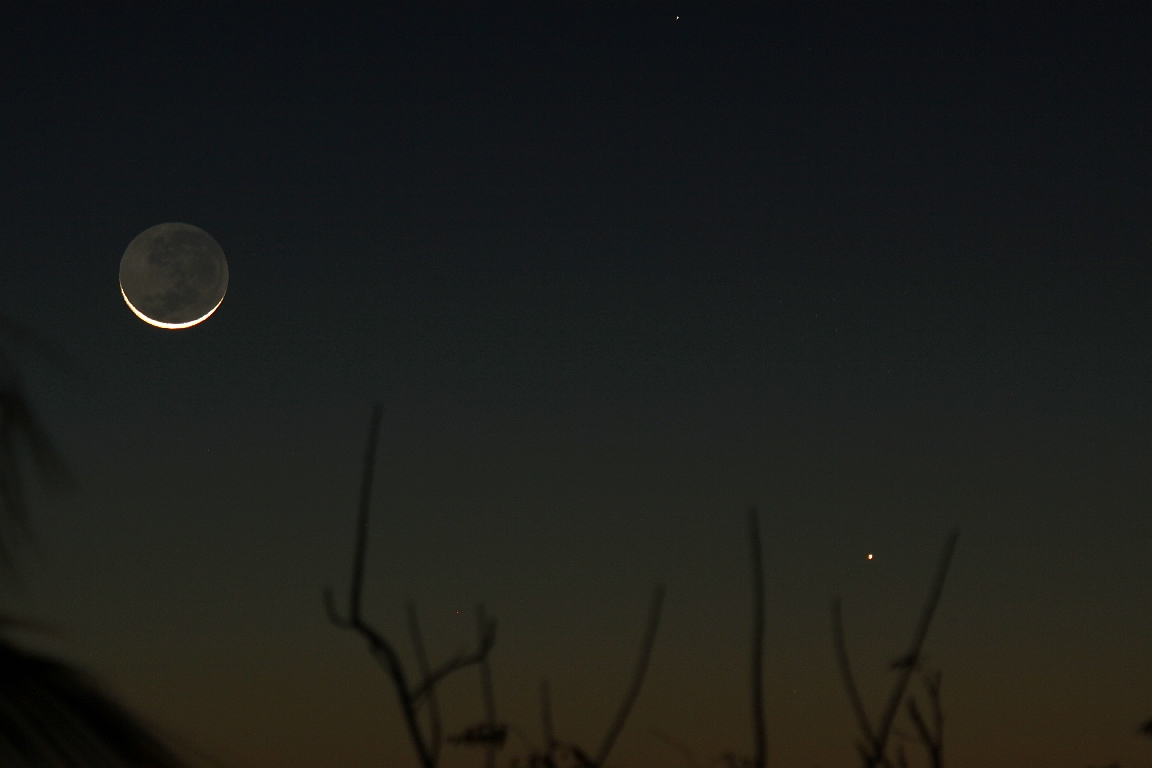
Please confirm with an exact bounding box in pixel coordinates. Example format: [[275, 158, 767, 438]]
[[324, 404, 499, 768], [409, 618, 496, 702], [927, 672, 943, 752], [907, 670, 943, 768], [831, 598, 876, 754], [323, 406, 435, 766], [348, 405, 383, 624], [593, 583, 665, 767], [321, 587, 348, 628], [407, 602, 442, 765], [874, 532, 959, 754], [476, 603, 499, 768], [445, 606, 505, 760], [832, 531, 960, 768], [363, 620, 434, 768]]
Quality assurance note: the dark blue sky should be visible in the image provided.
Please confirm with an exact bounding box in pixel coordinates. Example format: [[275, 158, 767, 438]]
[[1, 5, 1151, 767]]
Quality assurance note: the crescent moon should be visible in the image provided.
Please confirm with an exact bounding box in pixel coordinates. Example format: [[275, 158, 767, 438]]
[[118, 222, 229, 329], [119, 284, 226, 329]]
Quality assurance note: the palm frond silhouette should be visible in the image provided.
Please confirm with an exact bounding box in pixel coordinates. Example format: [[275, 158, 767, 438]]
[[0, 315, 186, 767], [0, 626, 183, 767], [0, 318, 74, 574]]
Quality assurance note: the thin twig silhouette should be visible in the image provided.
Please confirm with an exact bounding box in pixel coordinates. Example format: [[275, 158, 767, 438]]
[[446, 604, 508, 753], [511, 586, 665, 768], [831, 531, 960, 768], [656, 509, 767, 768], [324, 404, 497, 768], [477, 603, 500, 768], [832, 598, 878, 760], [906, 670, 943, 768], [406, 602, 442, 763], [593, 583, 665, 767]]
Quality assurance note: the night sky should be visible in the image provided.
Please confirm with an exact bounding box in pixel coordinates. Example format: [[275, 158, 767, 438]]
[[2, 5, 1151, 767]]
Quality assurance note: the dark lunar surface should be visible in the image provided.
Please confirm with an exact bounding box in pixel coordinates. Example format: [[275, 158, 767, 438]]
[[118, 222, 228, 326]]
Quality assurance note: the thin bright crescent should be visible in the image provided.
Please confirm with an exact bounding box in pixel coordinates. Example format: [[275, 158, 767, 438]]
[[120, 283, 226, 329]]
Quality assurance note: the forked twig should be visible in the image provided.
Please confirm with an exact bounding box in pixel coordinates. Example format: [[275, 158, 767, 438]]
[[407, 602, 442, 764], [409, 622, 496, 703], [832, 531, 960, 768], [324, 404, 497, 768], [906, 670, 943, 768], [875, 532, 959, 752], [514, 588, 667, 767]]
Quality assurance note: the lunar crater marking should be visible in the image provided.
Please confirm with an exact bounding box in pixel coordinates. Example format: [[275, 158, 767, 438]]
[[119, 223, 228, 328]]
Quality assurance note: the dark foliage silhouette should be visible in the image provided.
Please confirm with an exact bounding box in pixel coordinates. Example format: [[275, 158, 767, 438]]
[[0, 316, 187, 767], [0, 318, 74, 576], [0, 628, 184, 767]]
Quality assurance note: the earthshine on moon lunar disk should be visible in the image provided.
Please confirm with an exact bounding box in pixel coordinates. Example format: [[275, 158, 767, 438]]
[[119, 222, 229, 329]]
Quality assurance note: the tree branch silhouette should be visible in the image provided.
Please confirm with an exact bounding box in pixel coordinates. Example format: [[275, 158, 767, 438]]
[[832, 531, 959, 768], [324, 404, 497, 768], [446, 604, 508, 754], [832, 597, 879, 761], [906, 670, 943, 768], [407, 601, 442, 765], [477, 603, 500, 768], [509, 586, 664, 768], [592, 582, 665, 767]]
